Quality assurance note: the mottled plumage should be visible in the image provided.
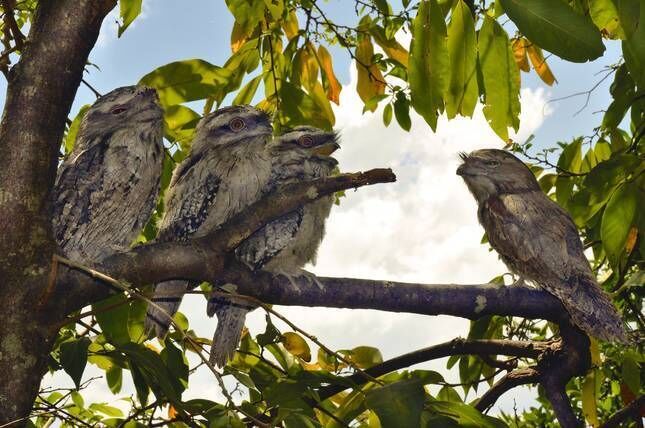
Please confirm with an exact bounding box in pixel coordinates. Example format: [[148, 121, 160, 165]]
[[53, 85, 164, 264], [457, 149, 627, 342], [144, 105, 273, 343], [207, 126, 340, 367]]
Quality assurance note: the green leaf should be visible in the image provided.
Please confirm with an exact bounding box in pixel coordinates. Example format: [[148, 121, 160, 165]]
[[555, 139, 582, 208], [164, 105, 200, 149], [601, 182, 640, 268], [383, 103, 393, 127], [498, 0, 605, 62], [232, 75, 262, 105], [281, 332, 312, 362], [622, 351, 641, 395], [226, 0, 265, 33], [478, 17, 520, 140], [603, 64, 636, 130], [106, 366, 123, 394], [139, 59, 232, 107], [409, 0, 449, 130], [118, 0, 142, 37], [94, 294, 131, 346], [128, 299, 147, 343], [89, 403, 124, 418], [161, 339, 190, 391], [64, 105, 90, 155], [394, 92, 411, 131], [427, 400, 508, 427], [60, 338, 91, 389], [622, 1, 645, 87], [366, 380, 425, 428], [589, 0, 626, 39], [71, 390, 84, 408], [446, 0, 478, 118], [122, 343, 184, 404]]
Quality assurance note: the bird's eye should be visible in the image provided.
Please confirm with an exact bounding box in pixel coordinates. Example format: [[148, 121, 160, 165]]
[[229, 117, 246, 132], [110, 106, 128, 115], [484, 160, 500, 167], [298, 135, 315, 147]]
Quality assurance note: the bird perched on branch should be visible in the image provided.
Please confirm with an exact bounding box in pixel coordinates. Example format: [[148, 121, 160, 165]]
[[207, 126, 340, 367], [144, 105, 274, 341], [53, 85, 164, 264], [457, 149, 627, 343]]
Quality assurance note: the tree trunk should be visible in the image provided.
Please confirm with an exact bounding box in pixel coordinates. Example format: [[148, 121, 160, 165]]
[[0, 0, 116, 424]]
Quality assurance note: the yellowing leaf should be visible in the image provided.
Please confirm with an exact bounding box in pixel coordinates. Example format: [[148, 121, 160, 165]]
[[263, 0, 284, 21], [302, 43, 320, 92], [118, 0, 142, 37], [355, 35, 386, 111], [282, 10, 299, 40], [512, 38, 530, 72], [409, 0, 449, 130], [446, 0, 478, 118], [601, 183, 639, 268], [349, 346, 383, 369], [625, 226, 638, 254], [231, 21, 249, 53], [317, 45, 342, 104], [145, 343, 160, 354], [582, 369, 600, 427], [590, 0, 626, 39], [527, 44, 556, 86], [309, 81, 336, 127], [281, 332, 311, 362], [370, 25, 409, 67], [478, 17, 521, 140]]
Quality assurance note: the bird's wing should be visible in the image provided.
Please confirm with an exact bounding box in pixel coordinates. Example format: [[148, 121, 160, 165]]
[[54, 138, 162, 262], [157, 150, 220, 243], [483, 192, 626, 342], [235, 209, 304, 269]]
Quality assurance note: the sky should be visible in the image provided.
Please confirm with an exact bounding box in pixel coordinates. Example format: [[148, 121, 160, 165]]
[[2, 0, 624, 420]]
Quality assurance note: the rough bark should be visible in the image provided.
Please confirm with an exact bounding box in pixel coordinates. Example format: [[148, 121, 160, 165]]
[[0, 0, 116, 424]]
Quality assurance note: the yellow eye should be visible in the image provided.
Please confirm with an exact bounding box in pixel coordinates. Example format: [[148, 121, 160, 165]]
[[298, 135, 315, 147], [229, 117, 246, 132]]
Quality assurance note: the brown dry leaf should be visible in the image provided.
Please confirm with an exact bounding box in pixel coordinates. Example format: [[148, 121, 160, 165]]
[[355, 35, 386, 110], [512, 38, 530, 72], [527, 44, 556, 86], [317, 45, 342, 104]]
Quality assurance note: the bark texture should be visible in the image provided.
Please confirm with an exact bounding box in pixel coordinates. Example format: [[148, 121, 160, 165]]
[[0, 0, 116, 424]]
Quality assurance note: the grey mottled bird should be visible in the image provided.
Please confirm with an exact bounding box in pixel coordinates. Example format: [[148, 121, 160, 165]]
[[457, 149, 627, 342], [144, 105, 274, 341], [53, 85, 164, 263], [207, 126, 340, 367]]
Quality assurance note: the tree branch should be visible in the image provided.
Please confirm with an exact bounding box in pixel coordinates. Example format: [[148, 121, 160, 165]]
[[475, 367, 540, 412], [55, 168, 397, 314], [318, 339, 546, 400], [601, 394, 645, 428]]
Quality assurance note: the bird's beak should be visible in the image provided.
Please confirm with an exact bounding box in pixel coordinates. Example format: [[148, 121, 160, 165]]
[[314, 141, 340, 157]]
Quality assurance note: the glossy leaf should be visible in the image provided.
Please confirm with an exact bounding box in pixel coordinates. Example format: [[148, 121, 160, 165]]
[[478, 17, 520, 140], [427, 400, 508, 427], [622, 2, 645, 87], [232, 75, 262, 105], [394, 92, 411, 131], [446, 0, 478, 118], [383, 103, 393, 127], [348, 346, 383, 369], [164, 105, 200, 149], [94, 294, 131, 346], [225, 0, 265, 33], [499, 0, 605, 62], [409, 0, 449, 130], [370, 25, 409, 67]]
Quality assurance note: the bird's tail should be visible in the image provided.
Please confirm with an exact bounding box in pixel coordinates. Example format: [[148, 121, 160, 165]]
[[145, 280, 189, 339], [208, 293, 256, 367], [562, 275, 628, 343]]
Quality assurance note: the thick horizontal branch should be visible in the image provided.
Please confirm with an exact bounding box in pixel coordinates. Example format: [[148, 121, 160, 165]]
[[318, 338, 547, 400], [56, 168, 396, 314]]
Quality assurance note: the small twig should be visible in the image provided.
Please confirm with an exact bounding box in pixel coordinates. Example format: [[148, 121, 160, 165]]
[[81, 78, 102, 98]]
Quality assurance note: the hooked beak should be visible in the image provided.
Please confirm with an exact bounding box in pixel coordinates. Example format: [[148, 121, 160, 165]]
[[313, 141, 340, 157]]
